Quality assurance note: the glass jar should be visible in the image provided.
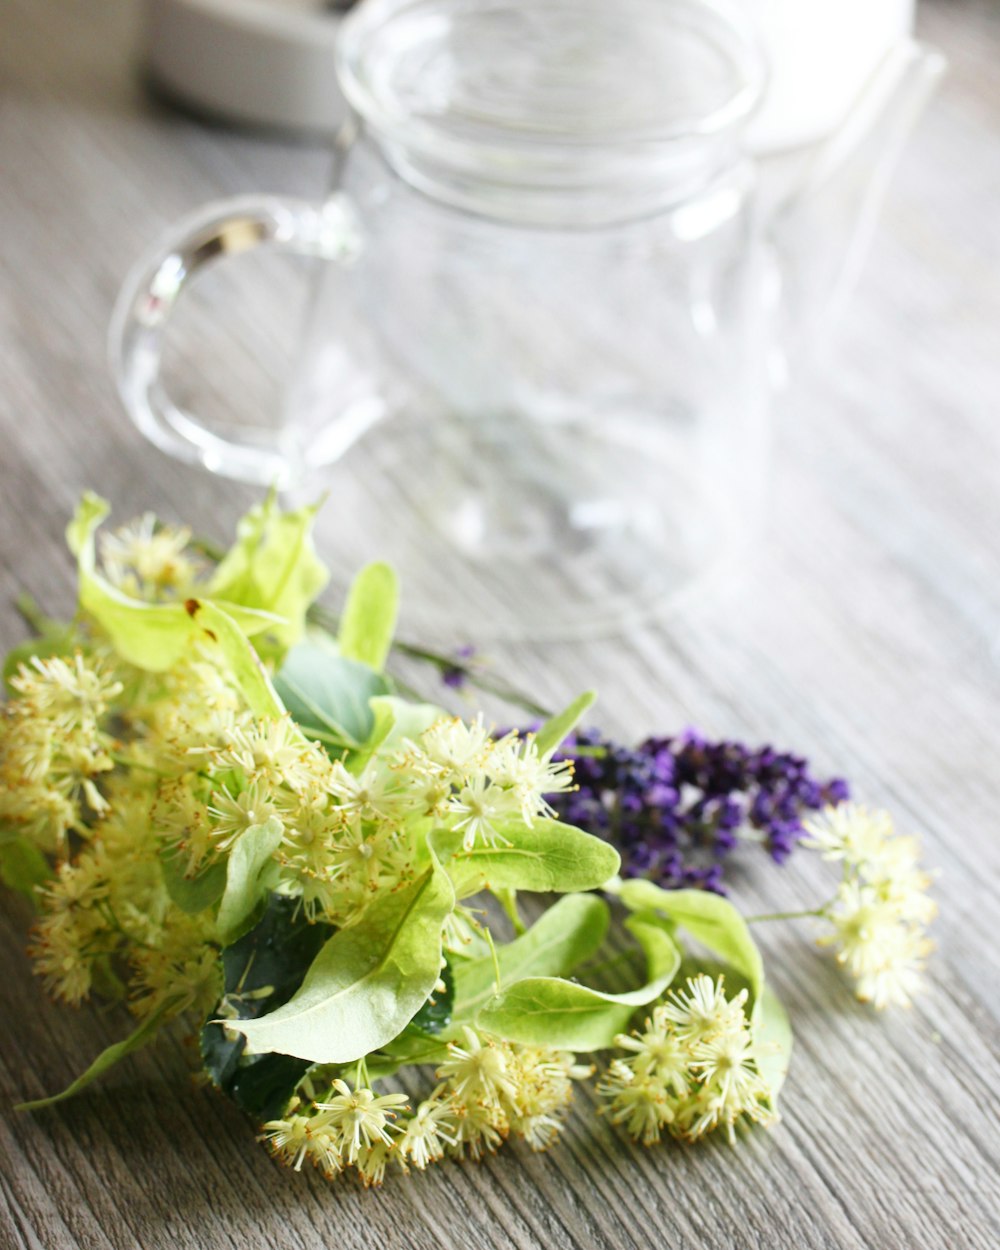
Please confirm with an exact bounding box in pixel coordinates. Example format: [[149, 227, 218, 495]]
[[112, 0, 941, 638]]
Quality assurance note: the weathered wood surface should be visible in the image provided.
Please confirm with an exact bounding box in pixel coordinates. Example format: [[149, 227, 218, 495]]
[[1, 1, 999, 1247]]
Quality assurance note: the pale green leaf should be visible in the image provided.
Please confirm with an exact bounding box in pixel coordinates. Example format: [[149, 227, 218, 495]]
[[16, 995, 185, 1111], [452, 893, 609, 1020], [346, 696, 443, 775], [215, 818, 285, 945], [612, 879, 764, 1004], [368, 696, 443, 754], [185, 600, 285, 720], [476, 914, 680, 1051], [207, 491, 329, 659], [0, 837, 52, 902], [64, 493, 281, 673], [431, 820, 620, 899], [337, 562, 399, 673], [534, 691, 596, 756], [274, 643, 389, 749], [232, 859, 456, 1064], [159, 850, 226, 915], [752, 984, 793, 1102]]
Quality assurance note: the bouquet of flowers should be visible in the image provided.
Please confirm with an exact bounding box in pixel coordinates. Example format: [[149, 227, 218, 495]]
[[0, 495, 936, 1186]]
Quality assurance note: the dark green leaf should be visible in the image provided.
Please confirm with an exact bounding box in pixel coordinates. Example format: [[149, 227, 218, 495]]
[[201, 895, 335, 1119], [410, 959, 454, 1034]]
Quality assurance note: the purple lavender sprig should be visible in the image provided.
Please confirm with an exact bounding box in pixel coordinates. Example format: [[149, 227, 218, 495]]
[[547, 728, 849, 895]]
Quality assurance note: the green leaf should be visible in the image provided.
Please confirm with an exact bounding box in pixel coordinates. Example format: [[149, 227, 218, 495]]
[[534, 691, 596, 756], [274, 643, 390, 749], [207, 491, 329, 661], [612, 879, 764, 1005], [337, 563, 399, 674], [225, 1053, 313, 1123], [184, 599, 285, 720], [0, 837, 52, 901], [215, 818, 285, 945], [475, 915, 680, 1051], [370, 696, 443, 754], [159, 850, 226, 915], [409, 959, 454, 1034], [201, 895, 335, 1120], [65, 493, 281, 673], [16, 994, 185, 1111], [752, 984, 793, 1102], [431, 819, 620, 899], [2, 598, 78, 693], [452, 893, 609, 1020], [232, 859, 456, 1064]]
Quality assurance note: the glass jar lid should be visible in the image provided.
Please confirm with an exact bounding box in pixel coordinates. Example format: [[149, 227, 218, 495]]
[[336, 0, 766, 206]]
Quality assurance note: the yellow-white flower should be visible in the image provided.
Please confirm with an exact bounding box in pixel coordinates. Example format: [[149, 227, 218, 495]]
[[447, 774, 520, 849], [808, 804, 936, 1008], [259, 1113, 314, 1172], [414, 715, 492, 781], [435, 1027, 518, 1109], [485, 733, 576, 824], [396, 1096, 459, 1171], [100, 513, 199, 598], [207, 780, 281, 849], [312, 1081, 408, 1165], [597, 1060, 675, 1145], [822, 880, 933, 1009], [10, 652, 123, 732], [802, 803, 894, 865], [658, 974, 748, 1044]]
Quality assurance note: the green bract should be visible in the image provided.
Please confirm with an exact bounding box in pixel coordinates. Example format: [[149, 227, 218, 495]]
[[476, 915, 681, 1051], [610, 877, 765, 1006], [431, 819, 621, 898]]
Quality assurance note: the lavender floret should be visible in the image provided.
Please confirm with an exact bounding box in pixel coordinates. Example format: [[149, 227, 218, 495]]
[[545, 729, 849, 894]]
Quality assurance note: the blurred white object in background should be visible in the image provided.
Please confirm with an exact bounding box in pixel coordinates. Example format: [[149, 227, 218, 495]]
[[143, 0, 348, 134], [744, 0, 915, 149], [143, 0, 915, 152]]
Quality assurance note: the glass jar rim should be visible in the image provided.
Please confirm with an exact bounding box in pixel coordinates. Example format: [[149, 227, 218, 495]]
[[335, 0, 768, 178]]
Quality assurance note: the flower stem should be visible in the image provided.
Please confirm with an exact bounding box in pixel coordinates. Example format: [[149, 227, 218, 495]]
[[191, 532, 553, 718], [308, 603, 552, 718], [745, 907, 826, 924]]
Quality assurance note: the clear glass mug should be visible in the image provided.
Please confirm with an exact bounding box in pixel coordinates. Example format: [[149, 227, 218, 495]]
[[111, 0, 941, 639]]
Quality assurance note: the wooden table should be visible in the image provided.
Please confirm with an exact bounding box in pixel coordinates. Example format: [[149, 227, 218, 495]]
[[2, 2, 999, 1247]]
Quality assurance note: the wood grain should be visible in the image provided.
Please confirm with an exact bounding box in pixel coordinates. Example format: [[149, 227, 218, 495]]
[[1, 1, 999, 1247]]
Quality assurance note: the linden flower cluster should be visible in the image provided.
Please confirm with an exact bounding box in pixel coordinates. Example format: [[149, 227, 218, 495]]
[[0, 650, 222, 1017], [6, 653, 572, 1011], [804, 804, 936, 1009], [261, 1027, 590, 1186], [151, 706, 573, 928], [597, 974, 774, 1146], [0, 540, 571, 1025]]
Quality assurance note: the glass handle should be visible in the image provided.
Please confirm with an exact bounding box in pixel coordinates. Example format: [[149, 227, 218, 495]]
[[108, 194, 360, 485]]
